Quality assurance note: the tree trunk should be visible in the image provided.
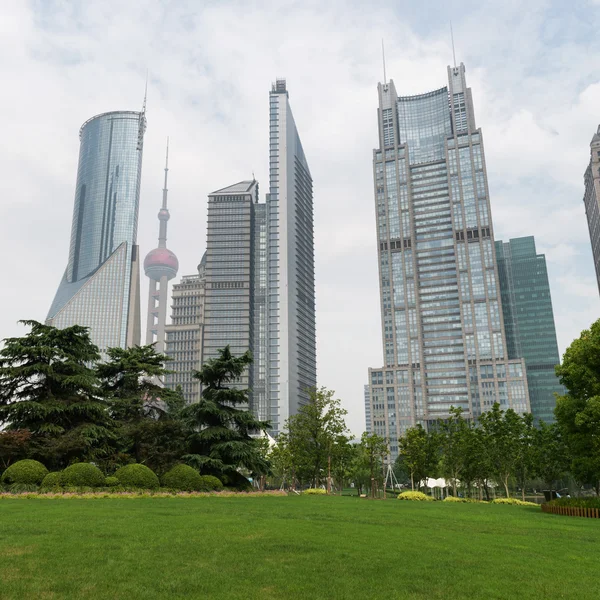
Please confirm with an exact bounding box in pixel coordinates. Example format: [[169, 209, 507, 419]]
[[410, 471, 414, 491], [327, 454, 331, 494], [521, 484, 525, 502], [503, 477, 510, 498]]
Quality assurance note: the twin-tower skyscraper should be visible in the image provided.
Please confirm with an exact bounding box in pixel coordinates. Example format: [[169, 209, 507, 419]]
[[46, 80, 316, 433]]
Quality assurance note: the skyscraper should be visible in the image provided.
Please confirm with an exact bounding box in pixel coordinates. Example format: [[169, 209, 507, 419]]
[[164, 255, 206, 404], [203, 181, 259, 394], [268, 79, 316, 433], [47, 109, 146, 356], [495, 236, 563, 423], [366, 64, 530, 456], [364, 385, 372, 434], [144, 142, 179, 354], [584, 126, 600, 294]]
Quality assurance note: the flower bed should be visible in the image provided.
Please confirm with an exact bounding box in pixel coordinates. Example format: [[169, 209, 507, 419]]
[[0, 490, 287, 500]]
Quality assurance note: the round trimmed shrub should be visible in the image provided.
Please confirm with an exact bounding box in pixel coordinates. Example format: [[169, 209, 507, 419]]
[[198, 475, 224, 492], [162, 464, 203, 491], [304, 488, 327, 495], [1, 459, 48, 485], [60, 463, 105, 488], [114, 464, 160, 490], [40, 472, 62, 489], [104, 476, 119, 487], [397, 491, 434, 501]]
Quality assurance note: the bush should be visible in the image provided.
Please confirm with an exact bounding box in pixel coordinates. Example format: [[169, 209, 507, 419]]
[[198, 475, 224, 492], [40, 472, 62, 490], [397, 491, 434, 501], [444, 496, 466, 503], [547, 497, 600, 510], [492, 498, 538, 507], [104, 476, 119, 487], [114, 464, 160, 490], [220, 471, 252, 491], [1, 460, 48, 485], [60, 463, 105, 488], [162, 464, 203, 491], [304, 488, 327, 495], [8, 483, 39, 493]]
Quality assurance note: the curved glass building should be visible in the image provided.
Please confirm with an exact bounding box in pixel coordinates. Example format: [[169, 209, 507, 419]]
[[47, 110, 146, 355], [367, 64, 531, 457]]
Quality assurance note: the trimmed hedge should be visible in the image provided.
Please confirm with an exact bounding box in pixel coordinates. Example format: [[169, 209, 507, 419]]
[[162, 465, 203, 491], [304, 488, 327, 495], [114, 464, 160, 490], [41, 472, 62, 489], [397, 491, 434, 501], [1, 460, 48, 485], [492, 498, 538, 507], [60, 463, 105, 488], [546, 497, 600, 509], [105, 476, 119, 487], [198, 475, 224, 492]]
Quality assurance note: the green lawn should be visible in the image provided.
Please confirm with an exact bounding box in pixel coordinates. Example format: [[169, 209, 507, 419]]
[[0, 495, 598, 599]]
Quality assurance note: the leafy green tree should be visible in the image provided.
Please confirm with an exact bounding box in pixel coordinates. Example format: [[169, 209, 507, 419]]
[[535, 421, 569, 495], [514, 413, 537, 502], [438, 407, 469, 496], [555, 320, 600, 495], [460, 422, 491, 499], [0, 429, 31, 471], [284, 387, 350, 488], [330, 434, 355, 494], [97, 344, 186, 472], [478, 403, 522, 498], [348, 443, 372, 496], [360, 432, 388, 498], [398, 425, 439, 491], [0, 321, 112, 469], [270, 432, 295, 489], [182, 346, 270, 481]]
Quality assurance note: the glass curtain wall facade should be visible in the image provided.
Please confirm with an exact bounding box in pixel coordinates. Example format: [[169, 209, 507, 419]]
[[367, 64, 530, 456], [364, 385, 372, 434], [584, 126, 600, 294], [268, 79, 317, 433], [47, 111, 145, 356], [164, 254, 206, 405], [203, 181, 258, 393], [495, 237, 564, 423]]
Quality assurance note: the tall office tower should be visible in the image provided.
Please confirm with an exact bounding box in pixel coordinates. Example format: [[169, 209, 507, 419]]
[[47, 110, 146, 356], [268, 79, 316, 433], [144, 143, 179, 354], [364, 385, 372, 434], [203, 181, 259, 394], [367, 64, 530, 457], [495, 236, 564, 423], [164, 254, 206, 404], [584, 126, 600, 293]]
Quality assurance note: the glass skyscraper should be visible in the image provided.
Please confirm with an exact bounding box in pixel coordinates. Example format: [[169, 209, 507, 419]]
[[495, 236, 563, 423], [367, 64, 530, 456], [47, 110, 145, 355], [584, 125, 600, 294], [268, 79, 316, 433]]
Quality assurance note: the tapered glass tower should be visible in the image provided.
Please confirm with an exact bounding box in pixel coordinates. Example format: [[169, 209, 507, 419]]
[[47, 110, 146, 355], [367, 64, 530, 456]]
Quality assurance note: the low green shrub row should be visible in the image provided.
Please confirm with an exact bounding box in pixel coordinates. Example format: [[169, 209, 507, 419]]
[[547, 497, 600, 510], [397, 491, 433, 501], [303, 488, 327, 495], [443, 496, 486, 503], [491, 498, 538, 507], [2, 460, 224, 493]]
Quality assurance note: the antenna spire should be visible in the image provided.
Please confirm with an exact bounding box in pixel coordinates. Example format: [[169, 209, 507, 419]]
[[382, 38, 387, 85], [142, 70, 148, 115], [162, 137, 169, 210], [450, 21, 457, 68]]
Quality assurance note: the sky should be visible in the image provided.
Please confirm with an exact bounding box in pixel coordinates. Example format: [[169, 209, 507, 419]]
[[1, 0, 600, 436]]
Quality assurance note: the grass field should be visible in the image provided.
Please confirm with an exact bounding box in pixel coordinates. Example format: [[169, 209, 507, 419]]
[[0, 495, 598, 599]]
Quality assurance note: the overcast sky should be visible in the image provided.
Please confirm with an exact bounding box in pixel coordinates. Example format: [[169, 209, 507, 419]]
[[2, 0, 600, 435]]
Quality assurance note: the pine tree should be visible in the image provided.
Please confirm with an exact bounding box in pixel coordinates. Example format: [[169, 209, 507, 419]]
[[0, 320, 112, 468], [182, 346, 270, 482]]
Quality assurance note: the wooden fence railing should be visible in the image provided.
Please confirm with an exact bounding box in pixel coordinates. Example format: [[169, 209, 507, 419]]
[[541, 503, 600, 518]]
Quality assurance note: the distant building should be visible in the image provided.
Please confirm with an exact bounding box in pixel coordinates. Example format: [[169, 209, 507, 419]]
[[495, 236, 564, 423], [364, 385, 372, 434], [164, 255, 206, 404], [367, 63, 530, 457], [144, 142, 179, 354], [47, 110, 146, 356], [584, 126, 600, 294]]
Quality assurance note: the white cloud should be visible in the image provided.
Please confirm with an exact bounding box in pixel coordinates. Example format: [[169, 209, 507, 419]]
[[1, 0, 600, 435]]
